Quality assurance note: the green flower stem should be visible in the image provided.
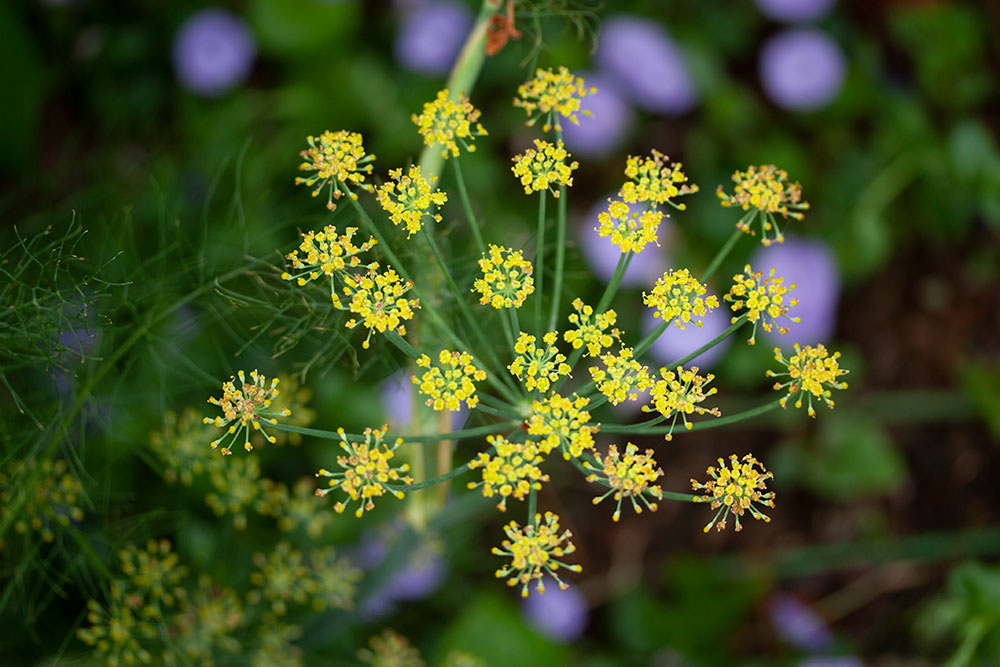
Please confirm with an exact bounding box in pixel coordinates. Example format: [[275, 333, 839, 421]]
[[701, 227, 745, 283], [662, 491, 700, 502], [498, 298, 516, 352], [385, 461, 473, 494], [475, 403, 521, 419], [452, 157, 487, 255], [528, 485, 537, 519], [535, 189, 547, 335], [649, 315, 746, 368], [385, 330, 421, 359], [509, 305, 521, 339], [633, 319, 669, 359], [601, 399, 783, 436], [598, 414, 666, 434], [270, 419, 519, 444], [0, 265, 248, 544], [421, 227, 521, 398], [549, 182, 567, 331]]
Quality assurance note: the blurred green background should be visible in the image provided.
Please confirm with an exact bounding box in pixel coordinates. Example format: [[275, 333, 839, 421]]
[[1, 0, 1000, 665]]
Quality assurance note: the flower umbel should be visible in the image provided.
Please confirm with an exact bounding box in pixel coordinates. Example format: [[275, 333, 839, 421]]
[[281, 225, 377, 306], [467, 435, 549, 512], [619, 150, 698, 210], [767, 343, 849, 416], [717, 165, 809, 245], [413, 350, 487, 412], [585, 443, 664, 522], [248, 542, 316, 616], [376, 166, 448, 238], [0, 458, 85, 545], [315, 426, 413, 518], [589, 346, 651, 405], [527, 393, 598, 460], [508, 331, 571, 393], [511, 139, 578, 197], [726, 264, 800, 345], [492, 511, 582, 597], [295, 130, 375, 210], [692, 454, 775, 532], [204, 370, 290, 455], [513, 66, 596, 132], [474, 244, 534, 309], [642, 366, 721, 440], [358, 629, 424, 667], [563, 298, 619, 357], [596, 199, 664, 254], [412, 89, 487, 158], [343, 265, 419, 349], [644, 268, 720, 330]]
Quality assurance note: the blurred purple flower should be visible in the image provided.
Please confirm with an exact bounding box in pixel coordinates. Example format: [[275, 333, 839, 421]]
[[755, 0, 836, 24], [521, 578, 588, 642], [797, 658, 864, 667], [578, 196, 670, 288], [642, 296, 730, 370], [759, 28, 846, 111], [355, 525, 447, 619], [750, 236, 839, 346], [595, 15, 698, 114], [380, 371, 466, 431], [768, 593, 834, 653], [173, 8, 256, 97], [395, 1, 473, 76], [561, 72, 633, 159]]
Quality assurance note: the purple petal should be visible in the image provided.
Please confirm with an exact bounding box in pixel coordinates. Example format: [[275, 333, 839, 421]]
[[395, 1, 473, 76], [749, 235, 840, 345], [759, 28, 846, 112], [173, 8, 256, 97], [561, 72, 633, 159], [755, 0, 837, 23], [520, 578, 588, 643], [768, 593, 834, 652], [595, 15, 698, 114]]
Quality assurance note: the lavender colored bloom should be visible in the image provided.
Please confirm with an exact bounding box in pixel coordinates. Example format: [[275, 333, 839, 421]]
[[395, 1, 473, 76], [561, 72, 633, 159], [768, 593, 834, 652], [578, 196, 670, 288], [595, 15, 698, 114], [642, 296, 730, 369], [173, 8, 256, 97], [759, 28, 846, 112], [797, 658, 864, 667], [749, 236, 839, 346], [520, 578, 588, 642], [355, 525, 447, 619], [755, 0, 836, 23]]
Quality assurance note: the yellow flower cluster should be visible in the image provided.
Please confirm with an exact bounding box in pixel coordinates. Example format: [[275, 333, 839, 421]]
[[563, 298, 619, 357], [767, 344, 849, 417], [726, 264, 800, 345], [412, 89, 488, 158], [343, 266, 419, 349], [508, 331, 571, 393], [0, 458, 85, 546], [510, 139, 578, 197], [642, 366, 721, 440], [526, 393, 597, 460], [376, 166, 448, 238], [413, 350, 487, 412], [315, 426, 413, 518], [596, 199, 664, 254], [358, 629, 424, 667], [473, 244, 535, 309], [204, 370, 291, 455], [295, 130, 375, 210], [492, 511, 582, 598], [249, 542, 315, 616], [281, 225, 377, 304], [467, 435, 549, 512], [119, 540, 188, 613], [586, 444, 664, 522], [717, 165, 809, 245], [692, 454, 775, 532], [589, 347, 651, 405], [619, 150, 698, 209], [513, 66, 596, 132], [643, 268, 720, 330]]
